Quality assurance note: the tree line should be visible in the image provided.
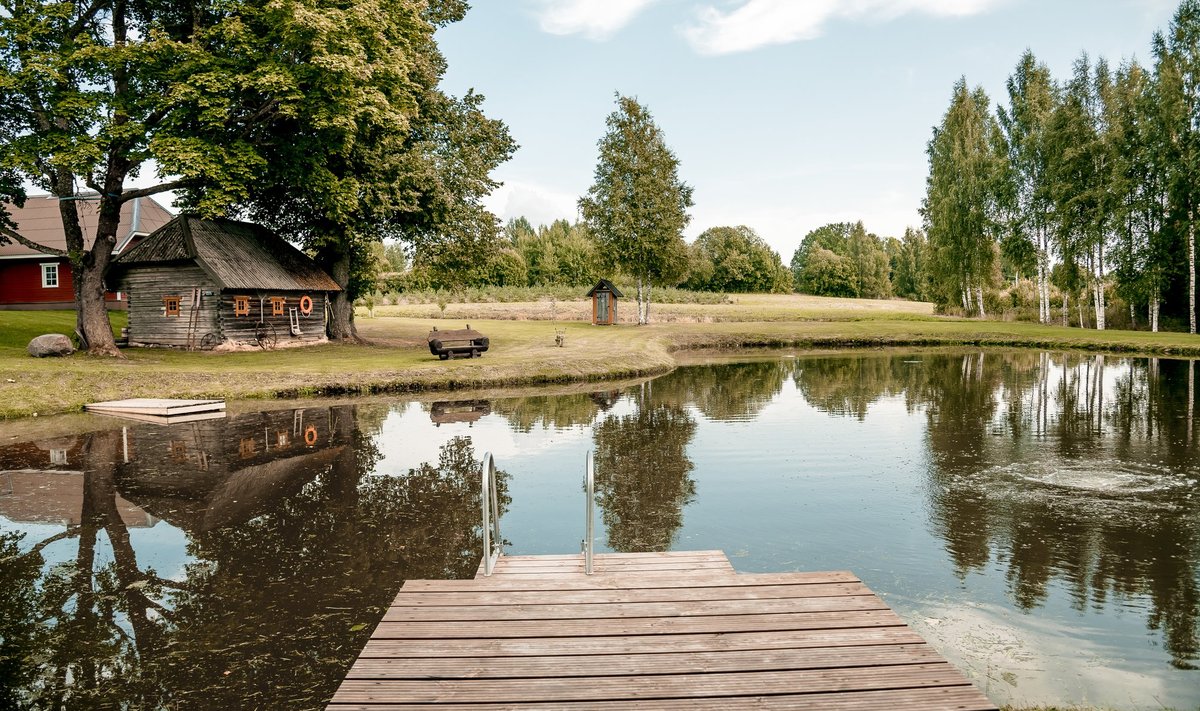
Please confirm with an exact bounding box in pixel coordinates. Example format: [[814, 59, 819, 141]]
[[923, 0, 1200, 332]]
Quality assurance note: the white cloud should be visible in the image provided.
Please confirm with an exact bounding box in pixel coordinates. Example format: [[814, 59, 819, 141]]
[[533, 0, 658, 40], [683, 0, 1005, 55], [485, 180, 580, 227]]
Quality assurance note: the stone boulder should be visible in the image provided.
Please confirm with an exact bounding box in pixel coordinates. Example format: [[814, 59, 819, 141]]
[[27, 334, 74, 357]]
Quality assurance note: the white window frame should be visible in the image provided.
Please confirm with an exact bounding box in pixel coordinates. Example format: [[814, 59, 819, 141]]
[[41, 262, 59, 288]]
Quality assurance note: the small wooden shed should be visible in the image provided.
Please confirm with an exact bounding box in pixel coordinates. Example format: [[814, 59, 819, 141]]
[[112, 216, 341, 348], [586, 279, 622, 325]]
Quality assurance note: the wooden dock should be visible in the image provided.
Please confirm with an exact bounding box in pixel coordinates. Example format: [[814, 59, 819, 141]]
[[329, 550, 997, 709]]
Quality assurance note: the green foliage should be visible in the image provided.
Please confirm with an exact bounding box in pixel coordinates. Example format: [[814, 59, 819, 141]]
[[791, 222, 892, 299], [795, 247, 857, 297], [922, 79, 1007, 313], [507, 218, 602, 286], [685, 225, 790, 293], [891, 228, 932, 301], [579, 94, 694, 321]]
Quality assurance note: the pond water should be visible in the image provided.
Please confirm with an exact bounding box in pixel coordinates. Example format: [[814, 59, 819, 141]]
[[1, 350, 1198, 709]]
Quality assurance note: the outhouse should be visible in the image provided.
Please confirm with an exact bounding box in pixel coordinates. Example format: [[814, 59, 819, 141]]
[[586, 279, 622, 325]]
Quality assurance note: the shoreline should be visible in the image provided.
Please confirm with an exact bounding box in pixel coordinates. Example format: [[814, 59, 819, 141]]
[[3, 312, 1199, 421]]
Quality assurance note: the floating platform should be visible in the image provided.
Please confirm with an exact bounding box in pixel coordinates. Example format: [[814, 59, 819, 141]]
[[329, 550, 997, 710], [84, 398, 226, 424]]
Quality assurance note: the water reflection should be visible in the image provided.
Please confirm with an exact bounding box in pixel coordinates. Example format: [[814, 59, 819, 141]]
[[920, 353, 1200, 671], [593, 384, 697, 551], [2, 351, 1198, 709], [0, 407, 506, 709]]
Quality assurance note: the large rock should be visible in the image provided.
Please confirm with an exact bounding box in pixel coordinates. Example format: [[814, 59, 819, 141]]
[[27, 334, 74, 358]]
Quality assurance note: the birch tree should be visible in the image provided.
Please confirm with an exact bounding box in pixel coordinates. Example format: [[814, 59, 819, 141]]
[[999, 51, 1058, 324], [579, 95, 693, 324], [922, 79, 1005, 316]]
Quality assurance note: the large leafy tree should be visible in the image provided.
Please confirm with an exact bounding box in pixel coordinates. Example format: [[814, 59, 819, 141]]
[[1046, 54, 1114, 330], [1155, 1, 1200, 334], [685, 225, 789, 293], [790, 221, 891, 299], [579, 94, 693, 324], [1, 0, 512, 350], [998, 50, 1058, 323], [922, 79, 1006, 316], [0, 0, 276, 354]]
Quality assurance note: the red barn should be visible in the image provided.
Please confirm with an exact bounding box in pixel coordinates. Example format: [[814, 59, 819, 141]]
[[0, 194, 174, 310]]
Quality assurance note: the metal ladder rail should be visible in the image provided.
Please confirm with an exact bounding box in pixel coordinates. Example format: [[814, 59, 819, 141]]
[[582, 451, 594, 575], [480, 452, 503, 576]]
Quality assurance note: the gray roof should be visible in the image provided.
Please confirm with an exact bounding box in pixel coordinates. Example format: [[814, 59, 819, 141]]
[[0, 193, 174, 259], [115, 216, 341, 292], [586, 279, 623, 298]]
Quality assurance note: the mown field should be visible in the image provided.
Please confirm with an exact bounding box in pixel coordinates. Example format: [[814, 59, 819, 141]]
[[2, 296, 1198, 419]]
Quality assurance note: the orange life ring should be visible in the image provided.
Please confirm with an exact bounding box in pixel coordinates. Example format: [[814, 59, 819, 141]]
[[304, 424, 318, 446], [299, 295, 313, 315]]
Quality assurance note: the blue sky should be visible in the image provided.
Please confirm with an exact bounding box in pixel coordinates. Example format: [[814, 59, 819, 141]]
[[437, 0, 1177, 259]]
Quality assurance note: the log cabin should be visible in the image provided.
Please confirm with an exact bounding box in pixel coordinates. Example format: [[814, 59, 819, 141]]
[[111, 215, 341, 348]]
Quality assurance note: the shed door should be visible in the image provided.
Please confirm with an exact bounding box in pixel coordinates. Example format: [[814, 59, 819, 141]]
[[597, 292, 611, 324]]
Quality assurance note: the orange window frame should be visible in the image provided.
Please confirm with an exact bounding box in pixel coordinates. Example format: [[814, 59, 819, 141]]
[[270, 296, 286, 316], [163, 295, 181, 317], [234, 296, 250, 317]]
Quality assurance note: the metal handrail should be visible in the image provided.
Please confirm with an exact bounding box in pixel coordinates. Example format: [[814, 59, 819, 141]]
[[480, 451, 502, 576], [582, 451, 594, 575]]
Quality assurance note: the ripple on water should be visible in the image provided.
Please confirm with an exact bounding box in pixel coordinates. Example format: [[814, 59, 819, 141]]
[[967, 460, 1192, 507]]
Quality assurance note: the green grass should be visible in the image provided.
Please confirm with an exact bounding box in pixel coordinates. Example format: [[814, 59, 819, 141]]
[[2, 301, 1198, 420], [0, 310, 126, 350]]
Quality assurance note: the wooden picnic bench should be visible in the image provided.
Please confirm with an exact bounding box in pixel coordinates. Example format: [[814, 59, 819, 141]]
[[427, 325, 489, 360]]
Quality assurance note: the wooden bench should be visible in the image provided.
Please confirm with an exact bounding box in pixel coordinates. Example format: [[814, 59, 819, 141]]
[[427, 326, 489, 360]]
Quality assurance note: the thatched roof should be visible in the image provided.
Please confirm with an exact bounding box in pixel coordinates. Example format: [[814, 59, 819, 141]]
[[114, 215, 341, 292]]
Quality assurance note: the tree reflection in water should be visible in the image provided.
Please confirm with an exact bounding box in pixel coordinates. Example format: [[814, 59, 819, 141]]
[[0, 406, 507, 709], [593, 383, 697, 552], [920, 353, 1199, 670]]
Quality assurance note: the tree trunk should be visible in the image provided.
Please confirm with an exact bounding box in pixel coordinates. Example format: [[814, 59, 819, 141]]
[[1151, 286, 1160, 333], [325, 249, 360, 341], [975, 286, 985, 319], [52, 178, 122, 356], [1094, 242, 1106, 331], [644, 283, 651, 324], [1062, 293, 1069, 327], [1077, 296, 1086, 329], [636, 277, 646, 325], [1191, 211, 1197, 335]]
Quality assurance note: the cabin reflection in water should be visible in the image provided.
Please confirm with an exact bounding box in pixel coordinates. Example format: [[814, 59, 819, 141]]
[[0, 407, 351, 534], [0, 434, 157, 528]]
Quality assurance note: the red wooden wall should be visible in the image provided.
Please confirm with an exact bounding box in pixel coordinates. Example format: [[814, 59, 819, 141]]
[[0, 259, 124, 308]]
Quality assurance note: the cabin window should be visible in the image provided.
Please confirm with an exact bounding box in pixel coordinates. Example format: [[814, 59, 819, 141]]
[[270, 296, 286, 316], [163, 295, 181, 317], [234, 296, 250, 317], [49, 448, 68, 465], [239, 438, 257, 459], [40, 263, 58, 288]]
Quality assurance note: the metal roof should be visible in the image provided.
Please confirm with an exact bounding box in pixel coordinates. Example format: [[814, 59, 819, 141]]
[[0, 194, 174, 259], [115, 215, 341, 292]]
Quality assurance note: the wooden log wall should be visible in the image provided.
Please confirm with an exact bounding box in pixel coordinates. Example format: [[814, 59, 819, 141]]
[[121, 265, 220, 347], [218, 291, 329, 345]]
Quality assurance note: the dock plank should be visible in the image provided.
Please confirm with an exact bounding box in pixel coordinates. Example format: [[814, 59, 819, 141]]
[[346, 643, 946, 678], [328, 685, 998, 710], [357, 627, 928, 658], [330, 551, 996, 710]]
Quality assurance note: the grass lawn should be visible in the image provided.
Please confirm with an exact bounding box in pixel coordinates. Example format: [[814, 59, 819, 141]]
[[2, 298, 1199, 419]]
